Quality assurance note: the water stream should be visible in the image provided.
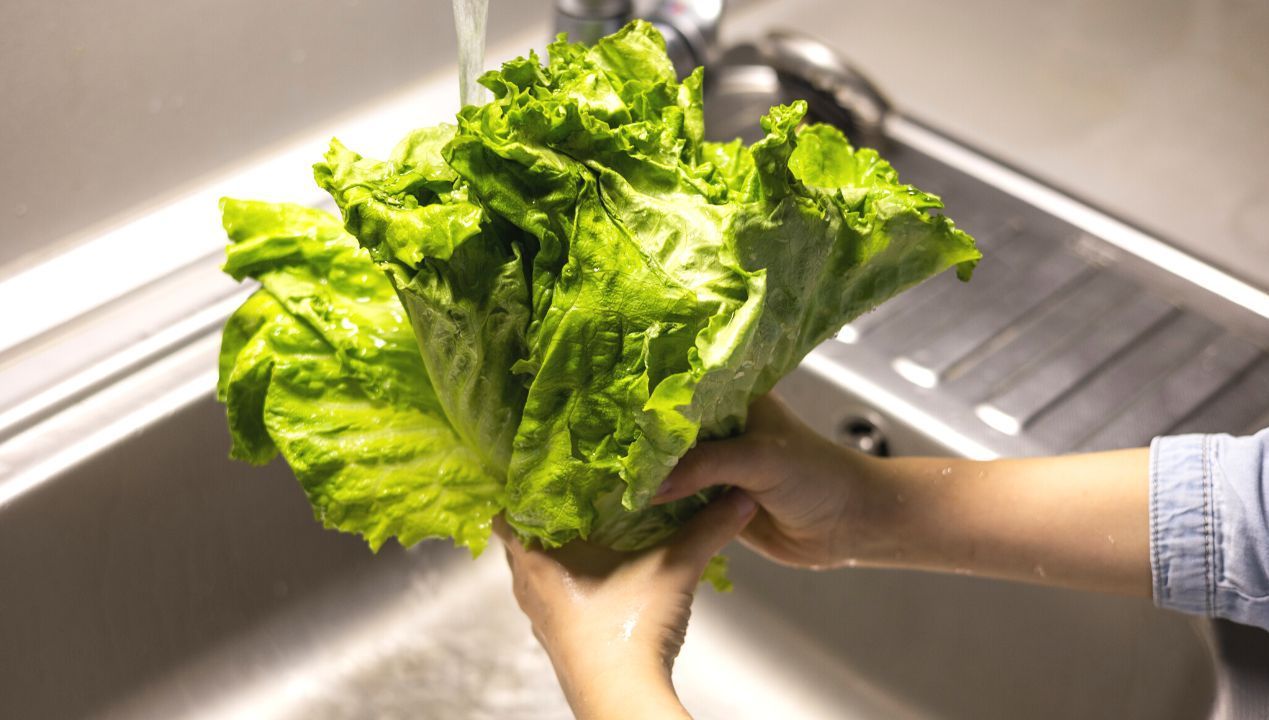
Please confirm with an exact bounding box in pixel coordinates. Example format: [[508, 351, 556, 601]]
[[452, 0, 491, 107]]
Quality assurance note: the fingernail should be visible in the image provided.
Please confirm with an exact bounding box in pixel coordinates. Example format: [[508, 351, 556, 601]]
[[733, 491, 756, 519]]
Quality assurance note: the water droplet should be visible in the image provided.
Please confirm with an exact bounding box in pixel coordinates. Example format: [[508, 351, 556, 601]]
[[895, 493, 907, 504], [941, 466, 953, 476], [845, 558, 858, 568], [1033, 564, 1047, 578], [953, 567, 973, 576], [1106, 534, 1116, 545]]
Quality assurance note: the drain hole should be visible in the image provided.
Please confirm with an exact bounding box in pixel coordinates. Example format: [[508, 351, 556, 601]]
[[837, 416, 890, 457]]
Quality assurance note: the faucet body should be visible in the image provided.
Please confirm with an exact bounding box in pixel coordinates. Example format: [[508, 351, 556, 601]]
[[553, 0, 634, 47], [553, 0, 725, 78]]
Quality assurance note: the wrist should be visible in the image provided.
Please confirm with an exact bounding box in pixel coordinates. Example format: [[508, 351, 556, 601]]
[[563, 661, 688, 720], [835, 452, 916, 567]]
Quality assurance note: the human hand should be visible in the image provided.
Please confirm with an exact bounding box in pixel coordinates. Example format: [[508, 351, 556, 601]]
[[496, 489, 757, 720], [655, 394, 1156, 598], [653, 394, 874, 569]]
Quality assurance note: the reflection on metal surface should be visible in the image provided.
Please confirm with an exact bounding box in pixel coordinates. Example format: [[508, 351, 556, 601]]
[[975, 403, 1022, 437], [553, 0, 633, 46], [704, 33, 890, 150], [649, 0, 726, 78], [0, 289, 250, 443], [817, 114, 1266, 456], [0, 336, 218, 511], [891, 357, 939, 389], [756, 30, 891, 150], [886, 114, 1269, 324], [802, 351, 1000, 461], [974, 297, 1179, 439]]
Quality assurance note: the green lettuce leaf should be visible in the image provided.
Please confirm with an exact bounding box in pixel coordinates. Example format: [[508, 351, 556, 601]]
[[222, 19, 979, 559], [217, 199, 502, 553]]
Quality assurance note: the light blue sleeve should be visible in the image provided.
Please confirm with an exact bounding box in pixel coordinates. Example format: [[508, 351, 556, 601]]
[[1150, 428, 1269, 630]]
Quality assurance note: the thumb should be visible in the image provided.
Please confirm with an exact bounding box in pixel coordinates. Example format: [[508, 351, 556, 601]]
[[661, 489, 757, 585]]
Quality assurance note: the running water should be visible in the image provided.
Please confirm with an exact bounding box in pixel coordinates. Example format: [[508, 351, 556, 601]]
[[452, 0, 491, 107]]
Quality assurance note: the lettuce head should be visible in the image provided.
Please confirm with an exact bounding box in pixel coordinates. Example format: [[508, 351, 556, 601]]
[[217, 21, 979, 565]]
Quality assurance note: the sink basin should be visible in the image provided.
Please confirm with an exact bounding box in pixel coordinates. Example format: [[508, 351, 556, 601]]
[[0, 350, 1216, 719], [2, 6, 1256, 717]]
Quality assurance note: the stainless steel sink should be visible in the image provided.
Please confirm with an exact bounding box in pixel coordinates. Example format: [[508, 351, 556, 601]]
[[0, 359, 1217, 720], [3, 4, 1266, 718]]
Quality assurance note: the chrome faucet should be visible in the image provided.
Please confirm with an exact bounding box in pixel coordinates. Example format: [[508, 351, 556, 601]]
[[553, 0, 726, 77], [553, 0, 632, 47]]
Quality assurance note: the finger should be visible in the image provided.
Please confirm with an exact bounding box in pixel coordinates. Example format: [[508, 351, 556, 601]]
[[661, 489, 757, 584], [651, 393, 801, 506], [652, 434, 773, 505]]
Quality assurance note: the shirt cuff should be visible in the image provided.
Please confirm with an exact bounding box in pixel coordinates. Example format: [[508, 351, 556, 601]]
[[1150, 433, 1215, 616]]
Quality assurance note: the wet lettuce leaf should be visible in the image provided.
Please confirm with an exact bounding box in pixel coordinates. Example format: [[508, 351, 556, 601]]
[[217, 199, 502, 553], [219, 20, 978, 560]]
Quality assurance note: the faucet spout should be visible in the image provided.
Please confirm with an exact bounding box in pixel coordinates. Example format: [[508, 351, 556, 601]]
[[554, 0, 634, 46], [649, 0, 726, 77], [553, 0, 726, 79]]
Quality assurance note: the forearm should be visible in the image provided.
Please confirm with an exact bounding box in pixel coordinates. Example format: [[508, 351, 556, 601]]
[[847, 449, 1152, 596]]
